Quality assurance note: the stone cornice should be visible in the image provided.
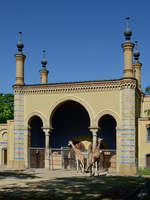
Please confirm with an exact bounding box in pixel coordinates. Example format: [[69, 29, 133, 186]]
[[13, 78, 137, 95]]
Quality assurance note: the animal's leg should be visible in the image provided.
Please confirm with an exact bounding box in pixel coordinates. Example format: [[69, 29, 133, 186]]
[[82, 162, 84, 173], [95, 161, 98, 172], [95, 161, 99, 176], [77, 159, 79, 173], [90, 166, 92, 176], [100, 154, 104, 170], [92, 165, 95, 176], [79, 161, 81, 172]]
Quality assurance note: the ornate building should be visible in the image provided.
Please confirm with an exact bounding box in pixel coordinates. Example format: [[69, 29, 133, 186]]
[[0, 18, 150, 175]]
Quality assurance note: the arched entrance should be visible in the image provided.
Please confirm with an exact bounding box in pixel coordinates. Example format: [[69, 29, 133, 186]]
[[28, 116, 45, 168], [2, 148, 7, 165], [50, 100, 91, 148], [0, 130, 8, 166], [98, 114, 117, 149], [97, 114, 117, 171], [146, 154, 150, 168]]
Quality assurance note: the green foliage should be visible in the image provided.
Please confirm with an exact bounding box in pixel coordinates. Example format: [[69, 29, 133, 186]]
[[144, 86, 150, 117], [145, 86, 150, 95], [138, 168, 150, 175], [0, 93, 14, 123]]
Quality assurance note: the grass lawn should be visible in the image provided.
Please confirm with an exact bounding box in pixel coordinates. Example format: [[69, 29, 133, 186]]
[[0, 175, 150, 200]]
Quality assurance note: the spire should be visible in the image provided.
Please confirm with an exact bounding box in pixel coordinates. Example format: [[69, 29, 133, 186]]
[[41, 50, 47, 68], [122, 17, 134, 78], [39, 49, 49, 84], [17, 32, 24, 54], [134, 41, 140, 62], [124, 17, 132, 42]]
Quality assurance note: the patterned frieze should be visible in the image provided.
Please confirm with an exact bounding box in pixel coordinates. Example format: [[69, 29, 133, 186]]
[[13, 78, 137, 95]]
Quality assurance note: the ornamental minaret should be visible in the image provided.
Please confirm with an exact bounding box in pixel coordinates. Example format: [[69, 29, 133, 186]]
[[14, 32, 26, 85], [122, 17, 135, 78], [133, 41, 142, 89], [39, 50, 49, 84]]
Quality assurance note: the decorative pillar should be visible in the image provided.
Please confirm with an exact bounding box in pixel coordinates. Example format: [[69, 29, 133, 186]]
[[90, 127, 99, 151], [133, 41, 142, 90], [119, 84, 137, 175], [122, 17, 134, 78], [39, 50, 49, 84], [14, 32, 26, 85], [116, 127, 121, 174], [24, 126, 31, 168], [42, 128, 51, 169]]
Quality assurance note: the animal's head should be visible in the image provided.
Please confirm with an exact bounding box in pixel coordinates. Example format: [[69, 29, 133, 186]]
[[68, 140, 73, 146], [98, 137, 103, 143]]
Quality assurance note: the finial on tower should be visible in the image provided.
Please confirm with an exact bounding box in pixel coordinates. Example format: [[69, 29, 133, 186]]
[[17, 32, 24, 54], [124, 17, 132, 42], [41, 50, 47, 68], [134, 41, 140, 61]]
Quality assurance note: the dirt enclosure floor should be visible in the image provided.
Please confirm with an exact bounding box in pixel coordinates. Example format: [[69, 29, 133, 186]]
[[0, 168, 150, 200]]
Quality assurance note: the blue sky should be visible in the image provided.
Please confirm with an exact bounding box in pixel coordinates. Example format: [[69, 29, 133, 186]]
[[0, 0, 150, 93]]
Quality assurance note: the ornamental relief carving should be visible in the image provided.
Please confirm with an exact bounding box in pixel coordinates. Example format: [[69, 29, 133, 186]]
[[14, 79, 137, 95]]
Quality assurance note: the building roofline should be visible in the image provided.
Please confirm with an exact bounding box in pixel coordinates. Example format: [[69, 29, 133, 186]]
[[13, 77, 137, 89]]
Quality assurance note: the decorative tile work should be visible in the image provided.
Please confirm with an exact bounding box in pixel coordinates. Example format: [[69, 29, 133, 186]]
[[120, 88, 136, 165], [14, 93, 25, 160]]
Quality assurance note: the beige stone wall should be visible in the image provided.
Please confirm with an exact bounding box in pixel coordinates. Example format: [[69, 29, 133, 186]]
[[141, 95, 150, 117], [22, 89, 121, 170], [0, 120, 14, 167], [24, 90, 121, 128], [138, 118, 150, 168], [7, 120, 14, 168], [0, 123, 8, 166]]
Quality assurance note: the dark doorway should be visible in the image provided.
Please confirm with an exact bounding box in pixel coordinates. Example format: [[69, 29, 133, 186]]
[[29, 116, 45, 148], [3, 148, 7, 165], [98, 114, 117, 149], [51, 100, 91, 148], [146, 154, 150, 168], [29, 116, 45, 168]]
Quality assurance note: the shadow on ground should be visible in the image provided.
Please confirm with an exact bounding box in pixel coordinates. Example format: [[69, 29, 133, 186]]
[[0, 170, 39, 179], [0, 176, 150, 200]]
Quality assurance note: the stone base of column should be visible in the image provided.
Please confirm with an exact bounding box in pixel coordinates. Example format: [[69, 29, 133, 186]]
[[45, 159, 50, 169], [12, 160, 26, 169], [118, 163, 137, 175]]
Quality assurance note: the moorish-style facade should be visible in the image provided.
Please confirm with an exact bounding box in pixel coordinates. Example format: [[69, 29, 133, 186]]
[[0, 18, 150, 175]]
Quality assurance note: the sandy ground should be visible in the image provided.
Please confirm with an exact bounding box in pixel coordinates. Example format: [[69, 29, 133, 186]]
[[0, 168, 90, 188]]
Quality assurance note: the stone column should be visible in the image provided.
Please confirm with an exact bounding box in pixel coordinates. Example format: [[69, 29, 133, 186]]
[[90, 128, 99, 151], [133, 62, 142, 89], [122, 42, 134, 78], [14, 32, 26, 85], [42, 128, 50, 169], [39, 69, 49, 84], [119, 86, 137, 175], [122, 17, 134, 78], [39, 50, 49, 84], [116, 127, 121, 174], [25, 126, 31, 168]]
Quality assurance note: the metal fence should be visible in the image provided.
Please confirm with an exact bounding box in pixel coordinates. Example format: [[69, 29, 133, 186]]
[[28, 147, 116, 171]]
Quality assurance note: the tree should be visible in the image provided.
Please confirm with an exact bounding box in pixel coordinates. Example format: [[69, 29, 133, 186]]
[[0, 93, 14, 123], [144, 86, 150, 117], [145, 86, 150, 95]]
